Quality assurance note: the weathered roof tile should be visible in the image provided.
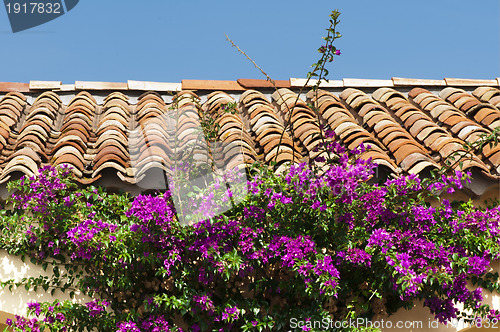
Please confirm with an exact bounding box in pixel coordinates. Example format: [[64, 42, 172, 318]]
[[0, 79, 496, 198]]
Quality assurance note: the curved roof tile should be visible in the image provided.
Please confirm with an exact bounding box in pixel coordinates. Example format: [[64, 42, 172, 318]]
[[0, 80, 496, 196]]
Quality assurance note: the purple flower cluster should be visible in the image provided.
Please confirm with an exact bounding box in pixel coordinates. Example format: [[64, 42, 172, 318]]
[[85, 299, 110, 317], [314, 255, 340, 288], [67, 218, 117, 260], [3, 139, 500, 331], [126, 192, 184, 254], [27, 301, 42, 315], [193, 294, 215, 314], [139, 315, 177, 332], [6, 315, 43, 332], [385, 173, 422, 195], [268, 235, 317, 268], [424, 297, 459, 324], [12, 166, 66, 210], [11, 165, 74, 220], [423, 275, 484, 323], [116, 321, 141, 332], [468, 255, 490, 275], [117, 315, 180, 332], [190, 217, 242, 260], [450, 207, 500, 238], [222, 306, 240, 321], [263, 142, 377, 214], [126, 192, 176, 235], [367, 229, 393, 249], [427, 170, 471, 193], [342, 248, 372, 267], [9, 301, 67, 332], [318, 44, 341, 56]]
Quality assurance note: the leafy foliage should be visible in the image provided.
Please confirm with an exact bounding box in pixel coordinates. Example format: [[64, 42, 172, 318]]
[[1, 136, 499, 331]]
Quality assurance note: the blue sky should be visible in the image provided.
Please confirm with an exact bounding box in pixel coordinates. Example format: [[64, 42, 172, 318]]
[[0, 0, 498, 84]]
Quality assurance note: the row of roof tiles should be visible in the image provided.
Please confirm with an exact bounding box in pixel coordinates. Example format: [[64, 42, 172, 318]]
[[0, 85, 498, 195], [2, 78, 500, 93]]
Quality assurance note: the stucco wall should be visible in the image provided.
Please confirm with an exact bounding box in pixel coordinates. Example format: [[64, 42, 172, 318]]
[[0, 249, 92, 318], [383, 260, 500, 332], [0, 255, 498, 331]]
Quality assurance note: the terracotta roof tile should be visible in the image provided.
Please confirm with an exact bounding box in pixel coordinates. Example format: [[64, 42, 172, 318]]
[[392, 77, 446, 86], [343, 79, 393, 87], [240, 90, 301, 166], [0, 82, 30, 93], [444, 78, 498, 86], [290, 78, 343, 88], [406, 88, 497, 173], [237, 79, 290, 89], [341, 89, 432, 168], [182, 80, 244, 91], [127, 80, 181, 92], [0, 79, 497, 198], [472, 87, 500, 101], [29, 81, 62, 90], [59, 84, 76, 92], [272, 88, 325, 159], [75, 81, 128, 90]]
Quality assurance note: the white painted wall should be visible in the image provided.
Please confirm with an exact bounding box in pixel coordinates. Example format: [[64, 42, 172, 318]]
[[0, 251, 498, 331], [384, 260, 500, 332], [0, 249, 92, 318]]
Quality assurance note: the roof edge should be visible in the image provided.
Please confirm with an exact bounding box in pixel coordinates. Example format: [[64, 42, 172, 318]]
[[0, 78, 497, 93]]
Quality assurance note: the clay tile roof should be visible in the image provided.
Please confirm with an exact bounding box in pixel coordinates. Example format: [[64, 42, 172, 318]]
[[237, 79, 290, 89], [0, 78, 497, 198], [0, 82, 30, 93]]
